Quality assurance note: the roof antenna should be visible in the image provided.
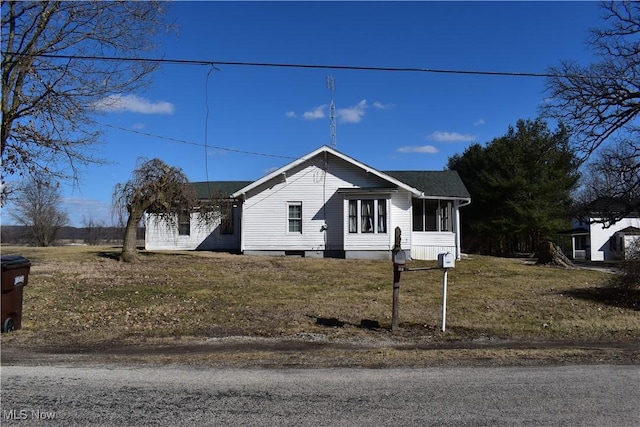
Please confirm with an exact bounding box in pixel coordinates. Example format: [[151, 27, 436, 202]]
[[326, 75, 337, 148]]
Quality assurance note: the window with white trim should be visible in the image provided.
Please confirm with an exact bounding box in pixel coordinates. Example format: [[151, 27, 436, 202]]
[[178, 210, 191, 236], [412, 199, 453, 232], [287, 202, 302, 233], [348, 199, 387, 234]]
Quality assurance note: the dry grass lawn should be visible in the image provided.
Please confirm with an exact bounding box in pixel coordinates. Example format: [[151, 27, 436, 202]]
[[1, 245, 638, 366]]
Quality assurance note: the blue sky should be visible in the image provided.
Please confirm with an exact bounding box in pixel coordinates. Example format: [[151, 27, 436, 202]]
[[3, 1, 605, 227]]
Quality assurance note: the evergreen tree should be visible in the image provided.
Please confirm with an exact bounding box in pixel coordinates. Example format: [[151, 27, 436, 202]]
[[448, 119, 580, 255]]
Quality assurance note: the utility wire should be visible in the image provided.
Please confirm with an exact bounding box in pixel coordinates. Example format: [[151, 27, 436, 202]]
[[203, 66, 218, 184], [4, 51, 610, 79], [97, 122, 297, 160]]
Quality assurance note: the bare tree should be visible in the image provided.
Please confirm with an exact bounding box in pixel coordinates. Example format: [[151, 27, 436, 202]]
[[1, 1, 171, 204], [82, 216, 109, 246], [544, 1, 640, 222], [9, 178, 69, 247], [113, 158, 222, 263], [575, 139, 640, 224]]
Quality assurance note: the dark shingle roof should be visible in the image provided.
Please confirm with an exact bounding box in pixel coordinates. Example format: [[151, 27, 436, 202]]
[[585, 197, 640, 216], [191, 171, 471, 200], [619, 226, 640, 235], [383, 170, 471, 199], [191, 181, 252, 199]]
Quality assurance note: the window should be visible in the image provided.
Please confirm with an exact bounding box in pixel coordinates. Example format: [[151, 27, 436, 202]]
[[440, 201, 452, 232], [348, 200, 358, 233], [412, 198, 424, 232], [220, 201, 234, 235], [348, 199, 387, 234], [575, 235, 587, 250], [288, 202, 302, 233], [425, 200, 438, 231], [377, 199, 386, 233], [412, 199, 452, 232], [178, 210, 190, 236], [361, 200, 374, 233]]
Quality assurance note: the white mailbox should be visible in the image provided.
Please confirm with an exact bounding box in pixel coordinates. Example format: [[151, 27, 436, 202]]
[[437, 252, 455, 269]]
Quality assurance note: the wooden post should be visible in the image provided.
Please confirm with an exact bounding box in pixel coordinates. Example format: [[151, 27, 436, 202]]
[[392, 266, 401, 331], [391, 226, 403, 332]]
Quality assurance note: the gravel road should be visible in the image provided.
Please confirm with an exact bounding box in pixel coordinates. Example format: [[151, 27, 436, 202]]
[[2, 364, 639, 426]]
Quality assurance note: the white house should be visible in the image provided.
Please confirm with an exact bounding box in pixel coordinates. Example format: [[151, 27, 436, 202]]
[[145, 146, 471, 261], [561, 211, 640, 261]]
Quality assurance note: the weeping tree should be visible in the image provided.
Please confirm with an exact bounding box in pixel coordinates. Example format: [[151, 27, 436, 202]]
[[113, 158, 222, 263]]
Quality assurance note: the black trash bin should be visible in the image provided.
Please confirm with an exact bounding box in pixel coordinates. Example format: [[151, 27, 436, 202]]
[[1, 255, 31, 332]]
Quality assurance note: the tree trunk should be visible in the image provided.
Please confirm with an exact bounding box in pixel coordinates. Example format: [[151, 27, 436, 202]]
[[535, 240, 575, 268], [121, 209, 142, 263]]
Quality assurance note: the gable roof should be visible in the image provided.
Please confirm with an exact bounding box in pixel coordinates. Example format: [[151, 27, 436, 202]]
[[383, 170, 471, 199], [191, 181, 252, 199], [231, 145, 424, 198], [618, 226, 640, 235]]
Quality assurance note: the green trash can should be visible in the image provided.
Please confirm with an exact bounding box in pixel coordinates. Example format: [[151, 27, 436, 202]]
[[1, 255, 31, 332]]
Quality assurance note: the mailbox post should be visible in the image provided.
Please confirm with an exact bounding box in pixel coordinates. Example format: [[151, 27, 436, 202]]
[[437, 252, 455, 332], [391, 227, 406, 332]]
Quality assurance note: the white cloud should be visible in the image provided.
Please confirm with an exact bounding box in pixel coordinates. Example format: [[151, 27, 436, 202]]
[[397, 145, 439, 154], [427, 130, 476, 143], [93, 94, 175, 114], [296, 99, 389, 124], [303, 105, 326, 120], [474, 119, 486, 126], [338, 99, 368, 123], [373, 101, 394, 110]]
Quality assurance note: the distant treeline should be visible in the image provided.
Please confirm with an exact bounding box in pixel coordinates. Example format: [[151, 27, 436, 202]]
[[1, 225, 145, 246]]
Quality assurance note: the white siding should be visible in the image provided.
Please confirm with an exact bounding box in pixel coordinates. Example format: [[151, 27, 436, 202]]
[[411, 232, 456, 260], [390, 190, 412, 249], [587, 216, 640, 261], [241, 153, 394, 253], [145, 208, 241, 251]]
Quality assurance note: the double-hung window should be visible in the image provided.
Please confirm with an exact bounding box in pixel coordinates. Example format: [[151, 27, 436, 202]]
[[288, 202, 302, 233], [348, 200, 358, 233], [178, 210, 191, 236], [361, 200, 374, 233], [348, 199, 387, 234], [377, 199, 387, 233]]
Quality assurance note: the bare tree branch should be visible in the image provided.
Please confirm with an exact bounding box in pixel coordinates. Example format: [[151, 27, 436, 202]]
[[8, 177, 69, 247], [113, 158, 224, 263], [1, 1, 172, 204], [544, 1, 640, 223]]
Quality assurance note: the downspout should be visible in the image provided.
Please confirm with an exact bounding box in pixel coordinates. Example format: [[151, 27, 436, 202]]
[[238, 193, 246, 253]]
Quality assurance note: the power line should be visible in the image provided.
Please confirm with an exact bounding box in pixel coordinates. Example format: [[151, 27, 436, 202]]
[[4, 51, 606, 79], [97, 122, 297, 160]]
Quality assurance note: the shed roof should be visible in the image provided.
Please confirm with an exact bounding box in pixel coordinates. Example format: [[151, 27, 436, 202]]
[[190, 181, 252, 199]]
